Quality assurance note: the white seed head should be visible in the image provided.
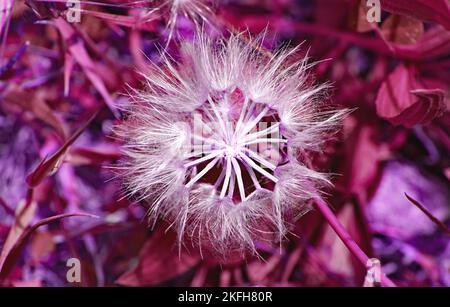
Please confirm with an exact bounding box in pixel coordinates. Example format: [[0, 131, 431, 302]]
[[116, 32, 347, 257]]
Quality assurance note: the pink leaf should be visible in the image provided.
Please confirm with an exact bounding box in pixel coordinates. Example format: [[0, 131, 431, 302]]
[[376, 64, 448, 127], [54, 18, 119, 118], [116, 226, 200, 286]]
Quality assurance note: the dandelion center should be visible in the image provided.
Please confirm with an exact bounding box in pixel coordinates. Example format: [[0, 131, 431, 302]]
[[183, 89, 287, 203]]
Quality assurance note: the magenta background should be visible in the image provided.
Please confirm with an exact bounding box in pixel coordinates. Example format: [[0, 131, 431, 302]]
[[0, 0, 449, 286]]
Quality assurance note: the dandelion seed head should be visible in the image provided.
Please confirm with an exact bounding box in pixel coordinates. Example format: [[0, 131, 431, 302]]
[[116, 32, 347, 257]]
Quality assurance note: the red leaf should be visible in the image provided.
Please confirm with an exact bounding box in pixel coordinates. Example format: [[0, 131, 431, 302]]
[[376, 64, 448, 127], [116, 226, 200, 286], [380, 0, 450, 30]]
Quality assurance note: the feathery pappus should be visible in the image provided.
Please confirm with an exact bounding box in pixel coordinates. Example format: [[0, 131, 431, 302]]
[[158, 0, 215, 45], [115, 31, 347, 257]]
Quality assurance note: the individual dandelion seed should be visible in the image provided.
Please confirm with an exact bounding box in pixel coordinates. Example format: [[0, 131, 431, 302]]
[[115, 32, 348, 257], [157, 0, 215, 45]]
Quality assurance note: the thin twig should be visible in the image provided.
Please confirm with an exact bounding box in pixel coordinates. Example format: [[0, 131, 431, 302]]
[[313, 198, 397, 287], [405, 193, 450, 235]]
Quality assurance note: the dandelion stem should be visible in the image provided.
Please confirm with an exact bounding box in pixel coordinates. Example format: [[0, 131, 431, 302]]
[[313, 198, 397, 287]]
